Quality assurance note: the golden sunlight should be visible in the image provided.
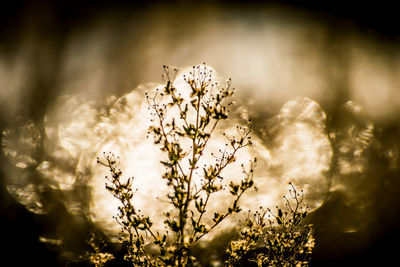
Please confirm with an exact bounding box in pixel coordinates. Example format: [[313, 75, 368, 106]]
[[2, 65, 331, 239], [1, 3, 399, 265]]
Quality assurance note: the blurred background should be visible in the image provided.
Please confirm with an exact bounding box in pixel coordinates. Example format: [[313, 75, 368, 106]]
[[1, 0, 399, 266]]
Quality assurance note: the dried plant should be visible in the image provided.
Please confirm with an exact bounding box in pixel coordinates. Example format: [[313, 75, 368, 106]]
[[97, 64, 256, 266], [226, 182, 314, 267]]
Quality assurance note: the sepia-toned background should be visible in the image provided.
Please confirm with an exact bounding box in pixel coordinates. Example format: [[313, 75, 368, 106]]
[[1, 1, 399, 266]]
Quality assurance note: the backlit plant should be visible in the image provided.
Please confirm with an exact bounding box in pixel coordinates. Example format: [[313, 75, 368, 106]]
[[97, 64, 255, 266], [226, 182, 314, 266]]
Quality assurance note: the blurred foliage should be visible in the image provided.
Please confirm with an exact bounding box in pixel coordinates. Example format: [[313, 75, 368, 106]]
[[84, 232, 115, 267]]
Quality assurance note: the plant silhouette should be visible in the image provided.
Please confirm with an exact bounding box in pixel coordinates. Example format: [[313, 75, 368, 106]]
[[93, 65, 313, 266]]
